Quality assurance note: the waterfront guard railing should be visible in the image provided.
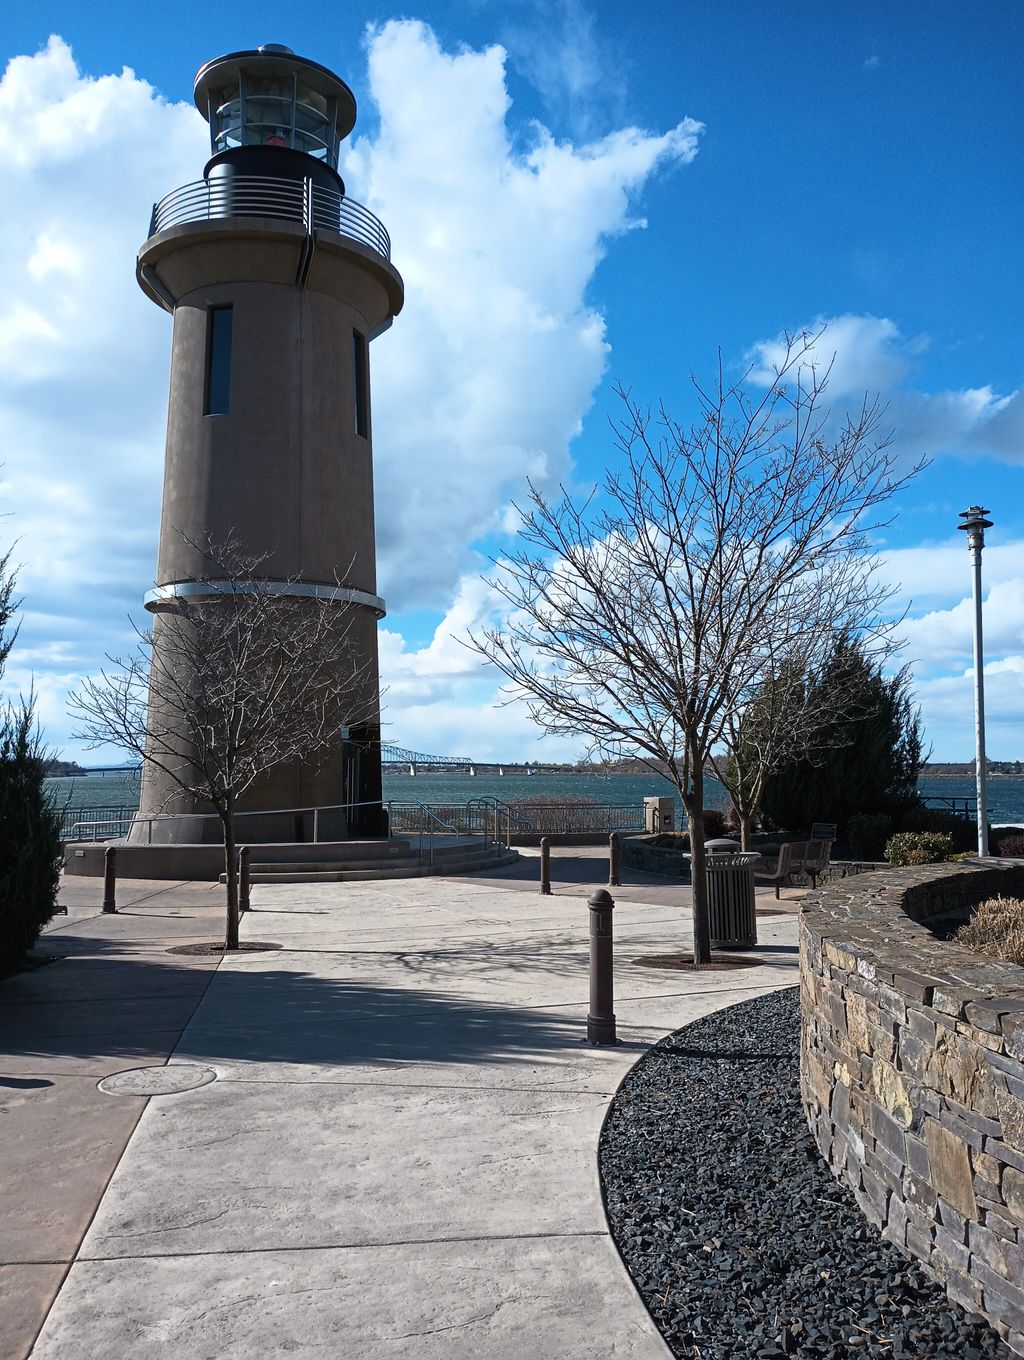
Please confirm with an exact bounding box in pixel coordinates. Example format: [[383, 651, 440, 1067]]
[[148, 175, 391, 261], [59, 798, 645, 851]]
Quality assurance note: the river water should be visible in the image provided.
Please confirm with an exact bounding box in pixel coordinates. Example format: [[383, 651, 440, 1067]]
[[45, 770, 1024, 826]]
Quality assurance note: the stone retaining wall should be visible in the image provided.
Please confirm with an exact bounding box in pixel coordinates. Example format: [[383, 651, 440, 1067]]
[[620, 835, 690, 878], [800, 861, 1024, 1351]]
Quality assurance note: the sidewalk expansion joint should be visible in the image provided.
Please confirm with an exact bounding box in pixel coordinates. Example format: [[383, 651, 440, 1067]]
[[79, 1228, 611, 1264], [218, 1076, 617, 1095]]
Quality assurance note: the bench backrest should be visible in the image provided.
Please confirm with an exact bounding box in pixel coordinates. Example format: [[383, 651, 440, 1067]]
[[777, 840, 805, 871], [803, 838, 833, 871]]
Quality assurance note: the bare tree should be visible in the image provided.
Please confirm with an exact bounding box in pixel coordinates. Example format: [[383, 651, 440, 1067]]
[[471, 332, 922, 963], [70, 536, 374, 949]]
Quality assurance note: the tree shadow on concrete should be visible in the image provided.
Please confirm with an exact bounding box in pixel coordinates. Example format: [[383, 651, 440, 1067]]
[[0, 935, 591, 1073], [465, 852, 681, 892], [384, 934, 589, 980], [177, 966, 588, 1069]]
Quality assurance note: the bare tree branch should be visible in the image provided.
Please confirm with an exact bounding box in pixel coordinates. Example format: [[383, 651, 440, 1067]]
[[69, 533, 376, 948], [469, 331, 924, 962]]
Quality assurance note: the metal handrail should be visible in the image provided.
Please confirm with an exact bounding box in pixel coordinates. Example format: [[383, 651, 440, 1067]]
[[148, 175, 392, 261], [86, 796, 492, 866], [467, 797, 512, 848], [60, 794, 644, 847], [466, 796, 643, 840], [58, 805, 137, 840], [410, 801, 458, 868], [383, 800, 498, 866], [920, 794, 978, 818], [66, 818, 132, 842]]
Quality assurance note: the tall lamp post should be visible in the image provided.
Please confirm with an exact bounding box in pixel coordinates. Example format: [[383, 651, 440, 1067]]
[[957, 506, 993, 855]]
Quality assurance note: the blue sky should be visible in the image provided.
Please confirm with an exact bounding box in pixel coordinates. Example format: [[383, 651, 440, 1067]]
[[1, 1, 1022, 761]]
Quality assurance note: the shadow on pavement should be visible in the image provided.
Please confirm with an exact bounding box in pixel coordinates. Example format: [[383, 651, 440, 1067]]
[[178, 967, 587, 1069], [2, 936, 588, 1072]]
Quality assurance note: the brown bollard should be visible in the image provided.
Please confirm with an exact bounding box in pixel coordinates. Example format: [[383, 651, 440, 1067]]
[[608, 831, 621, 887], [540, 836, 552, 895], [102, 846, 117, 914], [239, 846, 251, 914], [587, 888, 617, 1045]]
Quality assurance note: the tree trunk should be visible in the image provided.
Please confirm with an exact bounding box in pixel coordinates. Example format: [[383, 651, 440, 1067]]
[[222, 806, 239, 951], [739, 811, 754, 852], [683, 768, 712, 966]]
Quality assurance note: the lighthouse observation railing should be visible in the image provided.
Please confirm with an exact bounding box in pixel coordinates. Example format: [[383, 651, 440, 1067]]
[[148, 176, 391, 262]]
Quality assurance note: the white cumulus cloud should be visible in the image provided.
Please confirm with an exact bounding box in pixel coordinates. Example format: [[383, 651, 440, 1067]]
[[899, 579, 1024, 666], [344, 18, 701, 611], [747, 314, 1024, 466], [0, 25, 700, 759]]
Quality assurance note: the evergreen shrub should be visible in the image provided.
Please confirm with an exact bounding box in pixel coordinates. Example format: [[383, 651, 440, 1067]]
[[884, 831, 954, 867], [997, 832, 1024, 858], [691, 808, 728, 839], [847, 812, 894, 860], [0, 544, 63, 977], [0, 705, 63, 976]]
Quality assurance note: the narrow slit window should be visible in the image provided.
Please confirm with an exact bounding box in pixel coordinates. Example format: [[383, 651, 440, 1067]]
[[204, 305, 233, 415], [353, 330, 368, 438]]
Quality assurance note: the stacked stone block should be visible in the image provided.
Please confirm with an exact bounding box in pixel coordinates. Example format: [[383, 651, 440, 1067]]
[[800, 861, 1024, 1351]]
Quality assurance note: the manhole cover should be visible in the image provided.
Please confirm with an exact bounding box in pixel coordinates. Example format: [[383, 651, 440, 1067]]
[[167, 941, 280, 956], [633, 953, 763, 971], [98, 1064, 217, 1097]]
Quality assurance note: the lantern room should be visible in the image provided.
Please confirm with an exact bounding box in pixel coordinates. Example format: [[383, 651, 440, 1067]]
[[193, 44, 357, 170]]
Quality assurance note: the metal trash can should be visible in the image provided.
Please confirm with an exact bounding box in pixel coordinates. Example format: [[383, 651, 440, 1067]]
[[704, 851, 760, 949]]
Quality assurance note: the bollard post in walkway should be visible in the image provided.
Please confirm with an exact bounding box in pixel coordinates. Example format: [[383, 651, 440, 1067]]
[[540, 837, 552, 895], [587, 888, 617, 1045], [102, 846, 117, 914], [238, 846, 251, 914], [608, 831, 621, 887]]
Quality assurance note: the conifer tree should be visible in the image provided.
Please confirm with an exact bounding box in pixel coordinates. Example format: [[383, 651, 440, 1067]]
[[759, 639, 924, 835], [0, 549, 62, 975]]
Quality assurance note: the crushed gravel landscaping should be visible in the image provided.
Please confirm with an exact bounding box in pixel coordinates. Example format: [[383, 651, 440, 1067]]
[[599, 986, 1010, 1360]]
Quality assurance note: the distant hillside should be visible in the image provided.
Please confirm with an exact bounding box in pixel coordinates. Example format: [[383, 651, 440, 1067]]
[[44, 759, 87, 777], [922, 760, 1023, 779]]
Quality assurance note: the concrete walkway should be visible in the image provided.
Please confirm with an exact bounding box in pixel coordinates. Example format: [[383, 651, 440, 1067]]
[[3, 855, 802, 1358]]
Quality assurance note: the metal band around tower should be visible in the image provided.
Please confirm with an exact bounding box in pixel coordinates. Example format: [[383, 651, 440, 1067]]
[[144, 580, 387, 618]]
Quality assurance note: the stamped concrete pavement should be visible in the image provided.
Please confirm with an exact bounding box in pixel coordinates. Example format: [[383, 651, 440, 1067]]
[[11, 855, 801, 1358]]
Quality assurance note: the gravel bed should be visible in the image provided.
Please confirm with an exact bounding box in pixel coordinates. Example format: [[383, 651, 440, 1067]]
[[599, 987, 1010, 1360]]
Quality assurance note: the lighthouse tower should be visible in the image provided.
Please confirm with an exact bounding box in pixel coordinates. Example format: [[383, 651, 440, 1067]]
[[134, 45, 402, 842]]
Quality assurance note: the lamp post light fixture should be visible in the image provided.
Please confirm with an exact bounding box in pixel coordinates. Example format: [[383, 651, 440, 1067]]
[[957, 505, 993, 855]]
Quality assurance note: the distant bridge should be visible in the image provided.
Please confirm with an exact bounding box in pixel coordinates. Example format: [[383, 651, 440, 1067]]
[[69, 748, 557, 778], [380, 743, 571, 775], [380, 744, 473, 768]]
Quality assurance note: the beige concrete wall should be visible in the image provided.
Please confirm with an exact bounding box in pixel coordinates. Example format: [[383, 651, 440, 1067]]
[[135, 216, 401, 839], [157, 280, 379, 589], [134, 604, 384, 835]]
